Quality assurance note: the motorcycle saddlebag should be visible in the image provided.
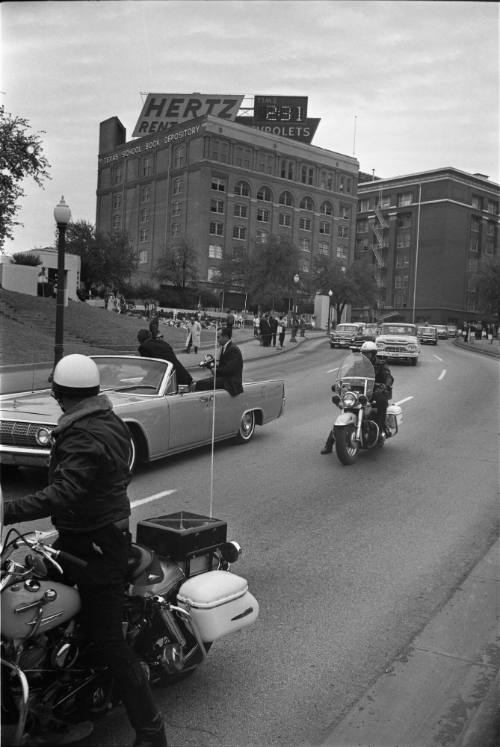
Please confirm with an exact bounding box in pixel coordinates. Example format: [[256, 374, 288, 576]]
[[386, 404, 403, 433], [177, 570, 259, 642]]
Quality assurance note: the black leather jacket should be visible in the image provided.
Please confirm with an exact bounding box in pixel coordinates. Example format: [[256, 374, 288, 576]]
[[373, 361, 394, 398], [4, 395, 131, 532]]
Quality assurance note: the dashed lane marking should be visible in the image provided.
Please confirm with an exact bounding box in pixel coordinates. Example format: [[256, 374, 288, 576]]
[[327, 367, 339, 373], [438, 369, 447, 380], [131, 489, 177, 509], [433, 354, 444, 362], [395, 396, 414, 406]]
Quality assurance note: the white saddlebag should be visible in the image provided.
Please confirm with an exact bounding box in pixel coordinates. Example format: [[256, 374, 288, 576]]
[[386, 403, 403, 434], [177, 570, 259, 642]]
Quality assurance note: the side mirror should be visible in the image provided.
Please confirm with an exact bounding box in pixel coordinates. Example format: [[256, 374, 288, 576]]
[[178, 384, 190, 395]]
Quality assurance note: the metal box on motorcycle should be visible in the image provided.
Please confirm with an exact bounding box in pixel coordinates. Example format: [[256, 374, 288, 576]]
[[136, 512, 227, 565], [386, 404, 403, 436]]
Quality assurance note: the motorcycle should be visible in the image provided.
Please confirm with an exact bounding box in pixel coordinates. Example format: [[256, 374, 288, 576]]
[[330, 352, 403, 465], [1, 512, 259, 746]]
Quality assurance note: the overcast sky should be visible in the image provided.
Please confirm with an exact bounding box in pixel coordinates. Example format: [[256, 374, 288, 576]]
[[2, 0, 499, 253]]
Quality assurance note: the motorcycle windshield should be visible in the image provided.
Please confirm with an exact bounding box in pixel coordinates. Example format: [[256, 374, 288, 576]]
[[335, 353, 375, 397]]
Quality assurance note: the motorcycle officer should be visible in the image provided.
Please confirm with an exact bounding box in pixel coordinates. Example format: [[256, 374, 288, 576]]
[[3, 354, 168, 747], [320, 341, 394, 454]]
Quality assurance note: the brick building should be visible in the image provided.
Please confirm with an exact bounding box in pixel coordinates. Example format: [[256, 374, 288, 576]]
[[96, 114, 358, 305], [354, 168, 500, 325]]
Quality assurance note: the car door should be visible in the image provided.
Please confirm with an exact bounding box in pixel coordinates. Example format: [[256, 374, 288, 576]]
[[167, 390, 215, 452]]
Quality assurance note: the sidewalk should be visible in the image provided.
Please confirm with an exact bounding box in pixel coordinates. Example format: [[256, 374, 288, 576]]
[[453, 336, 500, 359], [320, 538, 500, 747]]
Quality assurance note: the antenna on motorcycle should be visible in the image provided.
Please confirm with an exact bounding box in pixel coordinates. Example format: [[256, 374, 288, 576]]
[[208, 323, 220, 519]]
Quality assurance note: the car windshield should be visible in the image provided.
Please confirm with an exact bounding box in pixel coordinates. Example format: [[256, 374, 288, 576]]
[[335, 324, 358, 332], [92, 356, 169, 394], [381, 325, 417, 336], [336, 352, 375, 397], [419, 327, 436, 333]]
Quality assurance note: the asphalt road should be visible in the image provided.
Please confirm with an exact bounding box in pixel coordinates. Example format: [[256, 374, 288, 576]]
[[2, 340, 498, 746]]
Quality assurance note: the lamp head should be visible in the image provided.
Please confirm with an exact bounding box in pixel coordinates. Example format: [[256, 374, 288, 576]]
[[293, 273, 299, 284], [54, 196, 71, 225]]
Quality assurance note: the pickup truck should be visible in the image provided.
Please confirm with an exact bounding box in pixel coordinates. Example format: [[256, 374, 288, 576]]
[[376, 323, 420, 365]]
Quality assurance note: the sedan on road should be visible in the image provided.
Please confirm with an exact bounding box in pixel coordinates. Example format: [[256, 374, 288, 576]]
[[0, 356, 286, 470]]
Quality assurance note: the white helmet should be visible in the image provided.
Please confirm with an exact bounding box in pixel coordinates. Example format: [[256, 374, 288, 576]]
[[360, 341, 378, 354], [53, 354, 100, 396]]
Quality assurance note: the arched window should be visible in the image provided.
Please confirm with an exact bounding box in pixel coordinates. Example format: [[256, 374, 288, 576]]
[[234, 181, 250, 197], [300, 196, 314, 211], [321, 201, 333, 216], [279, 191, 294, 207], [257, 186, 273, 202]]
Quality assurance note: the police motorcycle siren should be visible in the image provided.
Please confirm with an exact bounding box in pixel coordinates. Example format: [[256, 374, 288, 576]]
[[330, 350, 403, 465], [1, 517, 259, 746]]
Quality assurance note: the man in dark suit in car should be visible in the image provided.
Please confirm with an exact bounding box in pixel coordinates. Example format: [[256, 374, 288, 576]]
[[194, 328, 243, 396], [137, 329, 193, 387]]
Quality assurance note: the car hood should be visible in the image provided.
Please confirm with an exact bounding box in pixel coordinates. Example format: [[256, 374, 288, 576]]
[[0, 389, 150, 424], [377, 335, 418, 344]]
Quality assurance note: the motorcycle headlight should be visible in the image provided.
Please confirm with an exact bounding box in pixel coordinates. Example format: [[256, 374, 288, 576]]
[[342, 391, 358, 408], [35, 427, 52, 446], [220, 541, 241, 563]]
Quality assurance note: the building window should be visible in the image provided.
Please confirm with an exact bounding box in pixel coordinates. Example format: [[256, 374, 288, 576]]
[[112, 214, 121, 231], [112, 193, 122, 209], [210, 199, 224, 214], [174, 145, 185, 169], [318, 241, 329, 255], [299, 217, 311, 231], [485, 240, 494, 255], [340, 206, 351, 219], [139, 250, 148, 264], [279, 191, 293, 207], [336, 247, 347, 259], [469, 237, 479, 253], [234, 180, 250, 197], [471, 195, 482, 210], [111, 165, 123, 185], [140, 208, 149, 224], [173, 177, 183, 195], [398, 192, 413, 207], [319, 221, 330, 235], [359, 199, 371, 212], [280, 159, 295, 180], [235, 146, 252, 168], [357, 219, 369, 233], [171, 223, 180, 237], [300, 165, 314, 185], [468, 257, 478, 272], [256, 229, 268, 244], [393, 292, 407, 308], [209, 222, 224, 236], [396, 254, 409, 267], [142, 158, 152, 177], [141, 186, 151, 203], [211, 176, 226, 192], [338, 225, 349, 238], [299, 196, 314, 211], [257, 153, 274, 174], [396, 230, 411, 248], [171, 200, 182, 217], [279, 213, 292, 227], [257, 208, 270, 222], [320, 170, 334, 190], [397, 214, 412, 228], [234, 204, 248, 218], [487, 200, 498, 214], [140, 228, 149, 242], [257, 185, 272, 202], [299, 238, 310, 252], [321, 201, 333, 216], [486, 221, 496, 235], [208, 244, 223, 259], [233, 226, 247, 240], [394, 274, 409, 289]]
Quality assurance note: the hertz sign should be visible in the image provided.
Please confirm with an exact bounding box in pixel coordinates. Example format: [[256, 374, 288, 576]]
[[133, 94, 244, 136], [132, 93, 320, 144]]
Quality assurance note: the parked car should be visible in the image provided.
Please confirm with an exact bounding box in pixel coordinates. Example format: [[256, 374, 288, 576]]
[[435, 325, 449, 340], [376, 323, 420, 365], [417, 325, 438, 345], [330, 323, 366, 349], [0, 356, 286, 471]]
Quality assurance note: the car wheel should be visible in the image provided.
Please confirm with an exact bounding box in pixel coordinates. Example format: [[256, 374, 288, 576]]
[[127, 426, 144, 472], [236, 411, 256, 443]]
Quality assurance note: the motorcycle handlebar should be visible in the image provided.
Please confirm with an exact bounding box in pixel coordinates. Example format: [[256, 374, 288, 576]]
[[45, 546, 88, 569]]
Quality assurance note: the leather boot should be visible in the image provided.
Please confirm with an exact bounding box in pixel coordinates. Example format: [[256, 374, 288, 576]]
[[320, 431, 334, 454], [133, 715, 168, 747]]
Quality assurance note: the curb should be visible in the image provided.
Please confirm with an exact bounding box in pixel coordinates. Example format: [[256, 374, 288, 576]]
[[453, 338, 500, 359]]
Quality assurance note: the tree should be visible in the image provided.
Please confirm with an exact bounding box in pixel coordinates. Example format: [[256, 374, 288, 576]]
[[475, 255, 500, 319], [245, 235, 300, 309], [312, 255, 378, 322], [0, 106, 51, 250], [11, 251, 42, 266], [155, 237, 199, 304], [64, 221, 138, 291]]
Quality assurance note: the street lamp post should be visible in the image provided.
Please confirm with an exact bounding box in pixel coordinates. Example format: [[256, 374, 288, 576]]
[[327, 289, 333, 334], [53, 196, 71, 369]]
